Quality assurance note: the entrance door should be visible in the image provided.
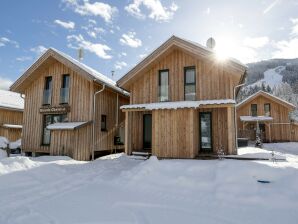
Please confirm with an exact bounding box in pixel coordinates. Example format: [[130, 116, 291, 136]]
[[143, 114, 152, 149], [199, 112, 212, 152], [259, 123, 266, 142]]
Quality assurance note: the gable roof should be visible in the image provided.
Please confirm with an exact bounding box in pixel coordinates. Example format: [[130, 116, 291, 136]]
[[236, 90, 296, 110], [117, 35, 247, 89], [0, 90, 24, 111], [10, 48, 129, 96]]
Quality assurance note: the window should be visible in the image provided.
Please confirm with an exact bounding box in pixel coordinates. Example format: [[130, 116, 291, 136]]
[[101, 115, 107, 131], [158, 70, 169, 102], [251, 104, 257, 117], [42, 114, 67, 145], [60, 74, 70, 104], [43, 76, 52, 105], [184, 67, 196, 101], [264, 103, 271, 116]]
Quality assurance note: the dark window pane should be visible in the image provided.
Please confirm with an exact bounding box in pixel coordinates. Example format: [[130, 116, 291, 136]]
[[43, 77, 52, 105], [264, 104, 270, 116], [184, 67, 196, 100], [251, 104, 257, 116], [60, 75, 70, 104], [159, 70, 169, 102], [101, 115, 107, 131]]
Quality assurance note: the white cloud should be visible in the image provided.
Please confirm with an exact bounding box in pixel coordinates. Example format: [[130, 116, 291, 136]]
[[120, 32, 142, 48], [54, 19, 75, 29], [67, 34, 112, 59], [16, 56, 32, 62], [125, 0, 178, 22], [30, 45, 48, 55], [243, 36, 269, 48], [290, 18, 298, 36], [273, 38, 298, 58], [64, 0, 117, 23], [82, 20, 105, 38], [0, 77, 13, 90], [263, 0, 280, 14], [203, 7, 210, 15], [115, 61, 128, 70], [0, 37, 19, 48], [139, 53, 148, 59]]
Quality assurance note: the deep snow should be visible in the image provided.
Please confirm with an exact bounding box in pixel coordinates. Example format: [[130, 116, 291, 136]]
[[0, 143, 298, 224]]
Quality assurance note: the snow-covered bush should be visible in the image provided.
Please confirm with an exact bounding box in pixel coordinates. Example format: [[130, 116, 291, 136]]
[[0, 136, 9, 149]]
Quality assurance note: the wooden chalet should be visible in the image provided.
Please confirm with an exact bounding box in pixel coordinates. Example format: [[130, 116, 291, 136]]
[[10, 48, 129, 160], [0, 90, 24, 141], [236, 90, 298, 142], [117, 36, 247, 158]]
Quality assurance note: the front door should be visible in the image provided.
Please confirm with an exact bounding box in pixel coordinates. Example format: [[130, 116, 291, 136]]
[[199, 112, 212, 152], [143, 114, 152, 149]]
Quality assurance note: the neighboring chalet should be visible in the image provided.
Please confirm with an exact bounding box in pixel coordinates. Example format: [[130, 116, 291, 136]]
[[11, 48, 129, 160], [117, 36, 247, 158], [237, 90, 298, 142], [0, 90, 24, 141]]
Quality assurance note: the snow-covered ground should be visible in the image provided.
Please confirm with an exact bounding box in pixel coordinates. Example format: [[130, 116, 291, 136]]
[[0, 143, 298, 224]]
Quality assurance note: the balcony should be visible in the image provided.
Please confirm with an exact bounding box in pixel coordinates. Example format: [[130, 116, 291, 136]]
[[43, 89, 52, 105], [60, 88, 69, 104]]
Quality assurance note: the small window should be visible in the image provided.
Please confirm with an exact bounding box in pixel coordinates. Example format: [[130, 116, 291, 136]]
[[158, 70, 169, 102], [184, 67, 196, 101], [60, 74, 70, 104], [251, 104, 257, 117], [101, 115, 107, 131], [264, 103, 271, 116], [43, 76, 52, 105]]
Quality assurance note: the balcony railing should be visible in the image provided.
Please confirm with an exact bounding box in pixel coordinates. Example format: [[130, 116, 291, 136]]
[[60, 88, 69, 104], [43, 89, 52, 105]]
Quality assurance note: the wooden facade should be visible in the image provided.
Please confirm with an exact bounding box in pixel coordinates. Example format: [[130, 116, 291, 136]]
[[118, 36, 246, 158], [11, 48, 129, 160], [236, 91, 297, 142], [0, 108, 23, 142], [0, 90, 24, 142]]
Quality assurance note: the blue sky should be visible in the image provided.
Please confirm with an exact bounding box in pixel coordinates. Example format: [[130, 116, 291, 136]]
[[1, 0, 298, 90]]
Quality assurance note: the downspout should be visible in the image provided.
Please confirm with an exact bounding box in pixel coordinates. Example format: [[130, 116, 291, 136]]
[[92, 82, 105, 161], [116, 93, 119, 129], [233, 83, 245, 153], [20, 93, 25, 156]]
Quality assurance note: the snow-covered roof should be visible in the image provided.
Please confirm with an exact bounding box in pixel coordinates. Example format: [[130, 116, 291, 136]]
[[0, 90, 24, 111], [2, 124, 23, 129], [47, 121, 91, 130], [237, 90, 295, 109], [240, 116, 273, 122], [49, 48, 129, 96], [121, 99, 235, 110], [117, 35, 247, 88], [11, 48, 129, 97]]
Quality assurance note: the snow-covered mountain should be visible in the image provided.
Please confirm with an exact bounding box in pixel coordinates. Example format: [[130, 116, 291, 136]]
[[238, 58, 298, 121]]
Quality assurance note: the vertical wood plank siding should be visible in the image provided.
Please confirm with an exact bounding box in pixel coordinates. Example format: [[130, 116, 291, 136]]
[[129, 48, 240, 104], [22, 59, 128, 160], [237, 95, 297, 142], [0, 109, 23, 141]]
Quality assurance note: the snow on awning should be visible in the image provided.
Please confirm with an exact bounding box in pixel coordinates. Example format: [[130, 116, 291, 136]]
[[2, 124, 23, 129], [240, 116, 273, 122], [46, 121, 91, 130], [121, 99, 235, 111]]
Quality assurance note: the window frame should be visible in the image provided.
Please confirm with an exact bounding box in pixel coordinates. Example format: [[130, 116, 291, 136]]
[[158, 69, 169, 102], [184, 66, 196, 101], [43, 76, 53, 106], [264, 103, 271, 116], [101, 114, 107, 131], [60, 74, 70, 105], [251, 104, 258, 117]]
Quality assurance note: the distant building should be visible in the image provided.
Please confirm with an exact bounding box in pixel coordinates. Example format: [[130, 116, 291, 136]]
[[237, 90, 298, 142], [0, 90, 24, 141]]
